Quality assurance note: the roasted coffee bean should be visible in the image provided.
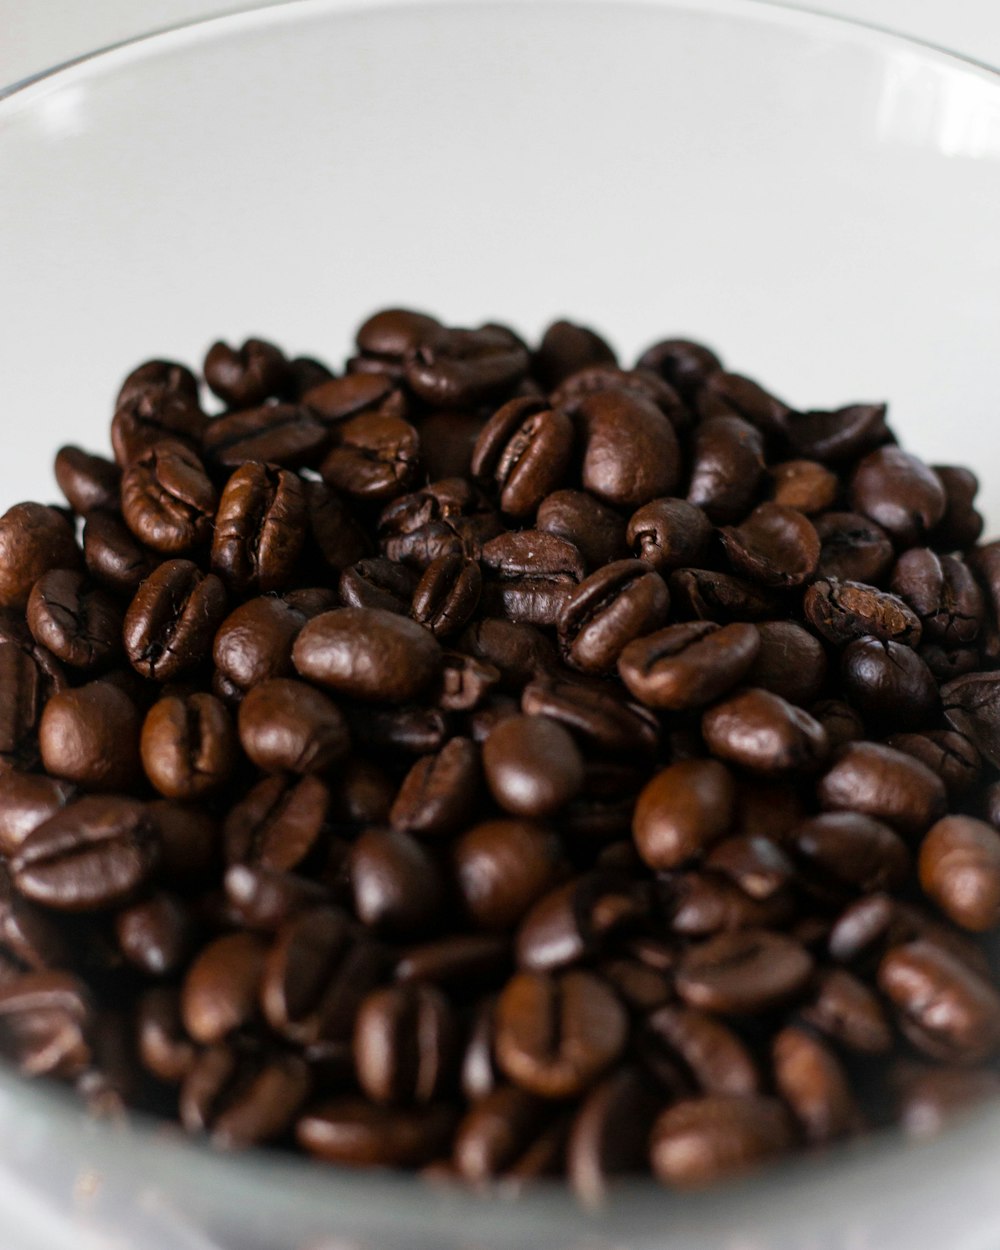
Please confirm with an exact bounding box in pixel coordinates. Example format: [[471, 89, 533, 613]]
[[537, 490, 628, 571], [181, 931, 267, 1044], [224, 773, 329, 871], [111, 390, 206, 467], [920, 643, 980, 683], [389, 737, 480, 839], [0, 774, 74, 857], [933, 465, 983, 551], [495, 970, 627, 1098], [772, 1026, 860, 1143], [850, 447, 946, 547], [650, 1095, 794, 1189], [618, 621, 760, 710], [696, 371, 789, 438], [396, 933, 511, 992], [82, 510, 154, 595], [706, 835, 794, 901], [814, 512, 895, 585], [212, 596, 305, 691], [350, 828, 445, 937], [303, 479, 371, 573], [818, 741, 946, 836], [558, 560, 670, 673], [340, 557, 418, 616], [799, 968, 892, 1054], [453, 819, 563, 931], [885, 730, 980, 798], [0, 503, 81, 610], [891, 549, 983, 645], [567, 1067, 660, 1206], [405, 323, 528, 409], [702, 689, 827, 777], [642, 1005, 759, 1096], [576, 391, 681, 508], [149, 800, 217, 884], [632, 760, 736, 870], [211, 462, 307, 594], [919, 816, 1000, 933], [677, 929, 813, 1013], [481, 530, 585, 628], [120, 441, 216, 555], [136, 986, 196, 1082], [304, 372, 404, 425], [455, 1084, 564, 1183], [521, 678, 658, 756], [878, 940, 1000, 1063], [321, 411, 421, 501], [745, 620, 826, 706], [785, 402, 891, 464], [516, 873, 646, 971], [238, 679, 349, 775], [115, 893, 194, 976], [636, 337, 722, 399], [181, 1044, 310, 1150], [0, 862, 72, 969], [789, 812, 910, 895], [12, 796, 158, 912], [203, 403, 326, 469], [204, 338, 290, 407], [840, 636, 939, 729], [297, 1098, 456, 1167], [625, 498, 712, 574], [124, 560, 227, 681], [354, 982, 456, 1104], [942, 671, 1000, 769], [687, 415, 765, 523], [117, 358, 199, 409], [0, 972, 92, 1078], [810, 699, 864, 751], [768, 459, 838, 514], [261, 907, 383, 1044], [664, 869, 795, 937], [554, 362, 684, 425], [411, 555, 482, 637], [415, 408, 486, 481], [898, 1065, 1000, 1140], [0, 632, 65, 771], [293, 607, 442, 703], [482, 715, 583, 818], [804, 578, 922, 648], [460, 618, 555, 691], [26, 570, 121, 671], [720, 503, 819, 587], [668, 567, 783, 622], [352, 307, 444, 377], [224, 864, 331, 932], [533, 320, 617, 390], [471, 397, 574, 518], [54, 446, 121, 515], [141, 692, 236, 799], [347, 703, 450, 756], [39, 681, 141, 791]]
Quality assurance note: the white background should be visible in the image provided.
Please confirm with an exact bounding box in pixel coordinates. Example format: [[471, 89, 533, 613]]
[[3, 0, 1000, 90]]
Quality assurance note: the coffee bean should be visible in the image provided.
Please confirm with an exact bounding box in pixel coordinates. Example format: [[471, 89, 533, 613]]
[[180, 1043, 311, 1150], [933, 465, 983, 551], [886, 730, 981, 798], [665, 869, 794, 937], [297, 1098, 456, 1167], [0, 774, 74, 857], [537, 491, 628, 571], [82, 510, 154, 595], [26, 570, 122, 672], [558, 560, 670, 673], [772, 1026, 860, 1143], [577, 391, 681, 507], [354, 982, 456, 1104], [818, 741, 946, 836], [293, 607, 442, 703], [460, 618, 555, 692], [390, 737, 481, 839], [520, 677, 658, 757], [39, 681, 142, 791], [804, 577, 922, 648], [482, 715, 583, 818], [706, 835, 795, 901], [453, 819, 563, 931], [453, 1085, 552, 1183], [124, 559, 227, 680], [111, 390, 206, 467], [702, 689, 828, 777], [212, 596, 305, 690], [567, 1067, 660, 1206], [115, 892, 194, 976], [745, 620, 827, 706], [920, 643, 980, 683], [203, 338, 290, 407], [224, 864, 331, 932], [632, 760, 736, 870], [891, 549, 983, 645], [495, 970, 627, 1098], [54, 446, 121, 515], [304, 372, 405, 426], [117, 358, 199, 409], [720, 503, 820, 587], [786, 402, 891, 464], [677, 929, 813, 1013], [406, 323, 528, 408], [354, 307, 444, 376], [814, 512, 895, 585], [136, 986, 196, 1082], [396, 934, 511, 991], [642, 1004, 759, 1096], [481, 531, 585, 628], [224, 773, 330, 871], [347, 703, 450, 757], [533, 320, 617, 390], [942, 671, 1000, 769], [321, 411, 421, 501], [120, 440, 216, 555], [411, 555, 482, 637], [515, 873, 645, 972], [350, 828, 445, 937], [0, 503, 81, 610], [141, 692, 236, 799], [840, 636, 939, 729], [625, 498, 711, 575], [769, 459, 838, 513], [650, 1095, 794, 1188], [211, 462, 307, 595], [0, 971, 92, 1078], [790, 812, 910, 895], [636, 337, 722, 399], [238, 679, 349, 775], [182, 931, 268, 1044], [878, 940, 1000, 1063], [471, 397, 574, 518], [12, 796, 158, 912], [203, 403, 326, 469], [850, 447, 946, 547], [669, 567, 784, 622], [618, 621, 760, 711], [340, 557, 418, 616], [919, 816, 1000, 932], [799, 968, 892, 1054], [687, 416, 765, 523]]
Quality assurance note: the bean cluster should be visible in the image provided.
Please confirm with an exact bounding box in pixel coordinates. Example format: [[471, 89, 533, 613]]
[[1, 310, 1000, 1201]]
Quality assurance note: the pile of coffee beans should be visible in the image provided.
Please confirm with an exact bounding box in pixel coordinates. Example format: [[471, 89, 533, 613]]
[[2, 309, 1000, 1202]]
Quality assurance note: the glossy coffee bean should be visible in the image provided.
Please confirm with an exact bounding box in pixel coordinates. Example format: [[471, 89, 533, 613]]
[[626, 498, 712, 574], [558, 560, 670, 673], [785, 402, 890, 464], [120, 440, 216, 555], [482, 715, 583, 818], [891, 549, 983, 645], [82, 510, 154, 595], [533, 319, 616, 389], [349, 828, 445, 937], [141, 692, 237, 799], [0, 971, 93, 1078], [515, 872, 646, 972], [618, 621, 759, 711], [212, 596, 306, 690], [636, 337, 722, 399], [453, 819, 563, 931], [211, 462, 307, 594], [745, 620, 827, 706], [203, 337, 290, 407], [124, 559, 227, 681], [772, 1026, 860, 1143], [203, 403, 326, 469], [676, 929, 813, 1013], [818, 741, 946, 836], [919, 816, 1000, 932], [354, 983, 456, 1104], [411, 555, 482, 637], [293, 607, 442, 703], [223, 773, 329, 871], [320, 411, 421, 501], [181, 1045, 310, 1150], [55, 446, 121, 516], [577, 391, 681, 508], [790, 812, 910, 895], [720, 503, 819, 587], [471, 397, 574, 518], [768, 459, 837, 514], [238, 679, 350, 775], [885, 730, 980, 799], [481, 530, 584, 628], [650, 1095, 794, 1189], [39, 681, 142, 791], [111, 390, 206, 467], [642, 1004, 759, 1096], [115, 893, 194, 976], [0, 503, 81, 610], [297, 1098, 457, 1168], [389, 737, 481, 839], [668, 567, 783, 622], [702, 689, 828, 777], [567, 1067, 660, 1206], [537, 491, 628, 571], [933, 465, 983, 550], [632, 760, 736, 870], [0, 773, 74, 857], [799, 968, 892, 1055], [687, 415, 765, 524], [303, 371, 404, 425], [840, 636, 939, 729], [942, 671, 1000, 770], [26, 570, 122, 671], [850, 447, 946, 547], [405, 323, 528, 409], [181, 931, 268, 1045], [340, 557, 418, 616], [136, 987, 196, 1083]]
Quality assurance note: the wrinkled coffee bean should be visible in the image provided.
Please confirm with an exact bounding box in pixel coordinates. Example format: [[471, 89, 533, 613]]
[[321, 411, 421, 501], [804, 578, 922, 648], [618, 621, 760, 711], [203, 404, 326, 469], [814, 512, 895, 585], [472, 397, 574, 518], [26, 570, 122, 671], [203, 338, 290, 407], [411, 555, 482, 637], [121, 441, 216, 555], [55, 446, 121, 516], [558, 560, 670, 673], [537, 490, 629, 571], [626, 498, 712, 574], [124, 560, 227, 681]]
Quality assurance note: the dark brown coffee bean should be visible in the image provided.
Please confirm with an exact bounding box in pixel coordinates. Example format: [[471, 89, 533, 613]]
[[124, 560, 227, 680], [810, 699, 865, 751], [885, 730, 980, 798], [111, 390, 206, 467], [297, 1098, 456, 1167], [224, 864, 331, 932], [321, 411, 421, 501], [354, 982, 456, 1104], [0, 774, 74, 858], [471, 397, 574, 518], [677, 929, 813, 1013], [482, 715, 583, 818], [636, 337, 721, 399], [211, 596, 304, 691], [879, 940, 1000, 1063], [82, 510, 153, 595], [181, 931, 267, 1044], [238, 678, 349, 775], [149, 799, 217, 884], [933, 465, 983, 551], [898, 1065, 1000, 1139], [687, 415, 765, 523], [651, 1094, 794, 1188], [695, 370, 789, 437], [347, 703, 450, 757], [799, 968, 892, 1054], [350, 828, 445, 937], [814, 514, 894, 588], [891, 549, 983, 645], [567, 1067, 660, 1206], [0, 503, 81, 610], [643, 1004, 759, 1096], [211, 462, 307, 594], [840, 636, 939, 729], [521, 677, 658, 756], [339, 557, 417, 616], [495, 970, 627, 1098], [632, 760, 736, 870], [618, 621, 760, 711], [293, 607, 441, 703], [404, 323, 528, 408], [942, 670, 1000, 769], [120, 440, 216, 556], [203, 403, 326, 469], [140, 692, 236, 799], [850, 447, 946, 547], [772, 1026, 860, 1143], [137, 986, 196, 1082], [396, 933, 511, 991], [224, 773, 329, 871], [536, 490, 628, 571], [301, 479, 370, 574], [920, 643, 980, 683], [453, 1084, 552, 1182], [625, 498, 711, 575], [0, 631, 65, 771], [515, 873, 645, 972], [804, 577, 922, 648], [669, 567, 784, 622], [182, 1044, 310, 1150], [576, 390, 681, 507], [664, 868, 795, 937], [818, 741, 946, 836], [919, 816, 1000, 933], [702, 689, 828, 777], [260, 907, 383, 1045], [39, 680, 141, 791], [303, 371, 404, 425], [54, 446, 121, 515], [411, 555, 482, 637], [353, 307, 444, 375], [117, 358, 199, 409], [785, 402, 891, 464], [390, 737, 481, 839], [743, 620, 826, 707], [533, 320, 616, 389], [12, 796, 158, 912], [705, 834, 794, 901], [459, 618, 555, 692], [203, 337, 290, 406], [790, 812, 910, 894], [720, 503, 820, 587], [115, 892, 194, 976], [453, 820, 563, 931], [26, 570, 122, 672], [768, 459, 838, 514], [0, 971, 92, 1078], [558, 560, 670, 673], [481, 530, 585, 628]]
